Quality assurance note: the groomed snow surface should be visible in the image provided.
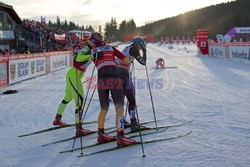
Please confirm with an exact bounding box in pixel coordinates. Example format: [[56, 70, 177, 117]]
[[0, 43, 250, 167]]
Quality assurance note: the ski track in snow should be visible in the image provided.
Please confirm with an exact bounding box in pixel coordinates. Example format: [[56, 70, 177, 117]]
[[0, 43, 250, 167]]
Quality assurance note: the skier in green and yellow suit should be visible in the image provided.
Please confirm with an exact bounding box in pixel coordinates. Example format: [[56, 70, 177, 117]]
[[52, 44, 102, 137]]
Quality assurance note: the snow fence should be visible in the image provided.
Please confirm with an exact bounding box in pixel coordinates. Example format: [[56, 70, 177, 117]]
[[0, 51, 73, 87]]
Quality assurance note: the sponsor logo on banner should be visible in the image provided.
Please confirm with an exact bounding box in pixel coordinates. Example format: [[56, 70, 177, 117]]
[[210, 46, 225, 58], [31, 61, 35, 75], [235, 27, 250, 34], [17, 61, 29, 78], [10, 63, 16, 80], [229, 46, 250, 63], [231, 50, 248, 59], [50, 55, 67, 72], [53, 59, 65, 68], [201, 42, 206, 47], [9, 58, 46, 84], [36, 59, 45, 73]]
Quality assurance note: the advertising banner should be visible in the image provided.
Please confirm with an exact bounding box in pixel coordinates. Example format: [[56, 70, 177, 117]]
[[50, 54, 68, 72], [229, 46, 250, 63], [209, 46, 226, 59], [0, 31, 14, 39], [9, 57, 46, 84]]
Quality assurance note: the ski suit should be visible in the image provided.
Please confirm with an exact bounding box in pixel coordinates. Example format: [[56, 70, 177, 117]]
[[116, 44, 146, 122], [56, 46, 91, 124], [78, 44, 129, 131]]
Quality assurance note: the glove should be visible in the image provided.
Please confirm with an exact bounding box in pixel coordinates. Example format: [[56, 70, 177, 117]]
[[92, 51, 104, 59], [123, 57, 131, 64]]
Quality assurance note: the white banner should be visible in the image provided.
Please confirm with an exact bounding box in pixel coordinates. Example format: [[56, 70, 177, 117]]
[[0, 31, 14, 39], [235, 27, 250, 34], [209, 46, 226, 59], [229, 46, 250, 63], [9, 58, 46, 84], [50, 54, 69, 72]]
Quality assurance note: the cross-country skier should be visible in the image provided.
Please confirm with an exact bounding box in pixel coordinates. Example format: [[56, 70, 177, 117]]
[[155, 58, 165, 69], [52, 39, 102, 137], [78, 32, 136, 147], [116, 36, 147, 132]]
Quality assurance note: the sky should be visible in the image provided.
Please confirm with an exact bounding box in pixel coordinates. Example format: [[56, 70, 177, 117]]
[[4, 0, 234, 29]]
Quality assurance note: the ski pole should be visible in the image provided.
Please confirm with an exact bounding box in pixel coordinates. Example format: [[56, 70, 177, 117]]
[[124, 99, 129, 121], [72, 60, 97, 152], [81, 64, 96, 154], [81, 83, 96, 122], [80, 63, 96, 121], [145, 64, 158, 130], [125, 63, 134, 121], [134, 102, 146, 157], [78, 58, 98, 155], [82, 75, 97, 84], [131, 62, 146, 157], [72, 68, 84, 154]]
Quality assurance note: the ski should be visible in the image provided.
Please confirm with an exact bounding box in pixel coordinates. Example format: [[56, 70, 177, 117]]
[[151, 67, 178, 69], [41, 130, 98, 147], [18, 119, 102, 137], [59, 128, 168, 154], [42, 117, 172, 146], [41, 119, 155, 147], [43, 120, 192, 147], [106, 119, 193, 136], [88, 116, 173, 139], [78, 131, 192, 157]]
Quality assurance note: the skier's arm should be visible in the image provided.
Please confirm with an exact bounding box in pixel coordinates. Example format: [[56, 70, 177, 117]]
[[76, 46, 92, 62], [129, 46, 146, 65], [112, 46, 130, 63]]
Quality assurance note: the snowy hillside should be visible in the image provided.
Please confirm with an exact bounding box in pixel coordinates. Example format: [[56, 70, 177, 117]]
[[0, 43, 250, 167]]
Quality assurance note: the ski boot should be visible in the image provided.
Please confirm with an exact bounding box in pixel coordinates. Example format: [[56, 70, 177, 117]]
[[75, 123, 92, 137], [130, 119, 146, 132], [97, 128, 116, 144], [116, 130, 136, 147], [53, 114, 67, 127]]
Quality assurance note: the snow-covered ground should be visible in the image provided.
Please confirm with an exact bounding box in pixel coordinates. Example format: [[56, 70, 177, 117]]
[[1, 43, 250, 167]]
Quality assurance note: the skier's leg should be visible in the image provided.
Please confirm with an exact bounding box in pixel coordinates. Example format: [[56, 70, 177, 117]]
[[53, 69, 73, 126], [70, 73, 84, 124], [110, 77, 125, 131], [124, 75, 146, 132], [96, 78, 117, 143], [69, 69, 91, 136], [124, 76, 137, 122], [97, 77, 110, 129], [112, 83, 136, 147], [57, 72, 73, 115]]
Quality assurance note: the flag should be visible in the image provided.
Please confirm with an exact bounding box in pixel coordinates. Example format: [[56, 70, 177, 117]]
[[54, 33, 66, 41], [41, 16, 46, 24], [166, 36, 169, 43]]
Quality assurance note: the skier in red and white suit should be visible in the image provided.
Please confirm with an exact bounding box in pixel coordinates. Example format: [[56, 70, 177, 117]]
[[155, 58, 165, 69]]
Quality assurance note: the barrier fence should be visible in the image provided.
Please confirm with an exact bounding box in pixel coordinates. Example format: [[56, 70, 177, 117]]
[[0, 51, 73, 87], [208, 42, 250, 64]]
